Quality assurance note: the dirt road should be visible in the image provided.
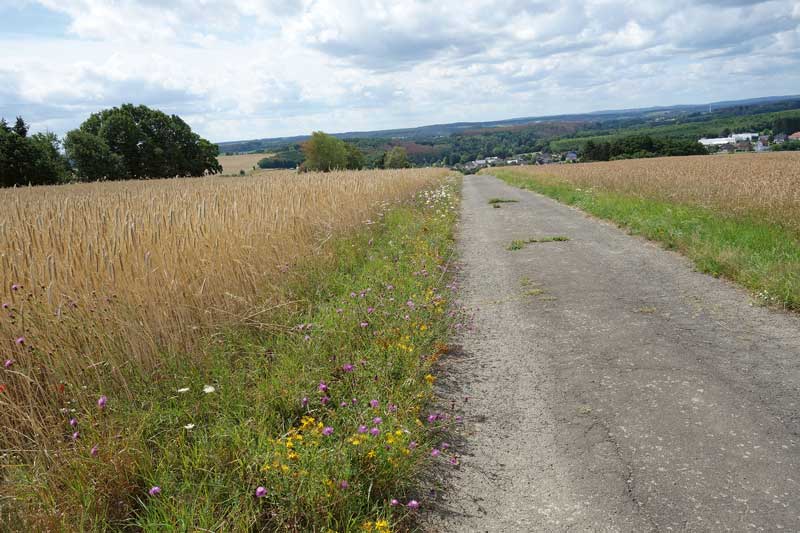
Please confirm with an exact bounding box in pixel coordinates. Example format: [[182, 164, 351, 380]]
[[426, 174, 800, 532]]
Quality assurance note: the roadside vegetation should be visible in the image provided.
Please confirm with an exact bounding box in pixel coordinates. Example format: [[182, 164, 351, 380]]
[[489, 152, 800, 309], [0, 169, 460, 530]]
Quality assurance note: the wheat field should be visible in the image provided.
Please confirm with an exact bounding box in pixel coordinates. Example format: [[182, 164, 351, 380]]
[[0, 168, 447, 456], [218, 153, 272, 175], [510, 152, 800, 231]]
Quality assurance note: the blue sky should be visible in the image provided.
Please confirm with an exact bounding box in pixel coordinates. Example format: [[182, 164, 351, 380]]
[[1, 0, 799, 142]]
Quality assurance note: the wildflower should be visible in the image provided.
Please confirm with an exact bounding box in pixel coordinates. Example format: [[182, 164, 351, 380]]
[[339, 480, 349, 490], [177, 387, 190, 393], [372, 417, 383, 425], [441, 442, 450, 450], [424, 374, 436, 384], [69, 418, 78, 428], [255, 486, 267, 498], [322, 426, 334, 436], [369, 399, 379, 409], [11, 284, 20, 291], [370, 427, 380, 437], [407, 500, 420, 509], [340, 401, 348, 407], [427, 413, 437, 423], [360, 322, 369, 328], [408, 441, 417, 450], [148, 486, 161, 496], [390, 498, 400, 506], [71, 431, 79, 440], [301, 397, 309, 407], [318, 381, 328, 393], [90, 445, 99, 457], [388, 403, 397, 413], [184, 423, 195, 430], [97, 395, 107, 409], [352, 397, 358, 404], [406, 300, 415, 309], [15, 337, 24, 346], [431, 449, 440, 457], [1, 303, 8, 309], [386, 284, 394, 291], [342, 364, 354, 373], [3, 359, 12, 369], [357, 425, 368, 434], [449, 456, 459, 465], [367, 307, 374, 314], [321, 396, 330, 405], [202, 385, 215, 394]]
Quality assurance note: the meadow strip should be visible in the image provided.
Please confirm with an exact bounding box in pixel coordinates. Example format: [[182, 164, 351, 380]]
[[491, 163, 800, 310]]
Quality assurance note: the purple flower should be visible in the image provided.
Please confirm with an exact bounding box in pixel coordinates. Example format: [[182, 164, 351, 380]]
[[3, 359, 12, 369], [367, 307, 375, 314], [406, 300, 415, 309], [255, 486, 267, 498], [369, 399, 379, 409], [322, 426, 334, 436], [339, 480, 349, 490], [372, 417, 383, 425], [386, 284, 394, 291], [449, 456, 459, 466], [431, 449, 440, 457], [301, 397, 309, 407], [455, 415, 463, 423], [321, 396, 330, 406], [340, 401, 348, 407], [350, 292, 356, 298], [148, 486, 161, 496], [11, 284, 20, 291], [360, 322, 369, 328], [388, 403, 397, 413], [357, 425, 368, 434], [441, 442, 450, 450], [390, 498, 400, 506], [71, 431, 79, 440], [69, 418, 78, 428], [318, 381, 328, 393], [370, 427, 380, 437], [351, 397, 358, 404], [342, 364, 354, 373], [15, 337, 25, 346], [408, 441, 417, 450], [407, 500, 420, 509], [97, 395, 107, 409], [1, 303, 8, 309], [427, 413, 437, 423], [90, 445, 99, 457]]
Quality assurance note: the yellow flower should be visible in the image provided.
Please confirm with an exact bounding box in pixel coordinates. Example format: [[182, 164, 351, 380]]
[[300, 416, 315, 430], [367, 450, 376, 459], [424, 374, 436, 384], [375, 520, 391, 533], [394, 430, 403, 437], [420, 324, 428, 331], [361, 521, 374, 532], [287, 451, 299, 461], [349, 437, 362, 446]]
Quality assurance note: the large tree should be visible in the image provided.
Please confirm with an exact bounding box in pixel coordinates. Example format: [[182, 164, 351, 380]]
[[64, 104, 221, 181], [0, 117, 68, 187], [384, 146, 410, 169]]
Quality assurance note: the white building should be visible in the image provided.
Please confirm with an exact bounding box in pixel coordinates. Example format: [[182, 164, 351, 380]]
[[699, 133, 758, 147]]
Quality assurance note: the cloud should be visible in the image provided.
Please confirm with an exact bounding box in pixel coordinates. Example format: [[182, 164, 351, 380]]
[[1, 0, 798, 141]]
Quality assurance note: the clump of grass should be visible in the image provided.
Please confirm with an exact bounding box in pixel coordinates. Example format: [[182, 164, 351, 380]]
[[508, 236, 570, 250], [488, 198, 518, 205], [494, 166, 800, 310], [508, 240, 527, 250]]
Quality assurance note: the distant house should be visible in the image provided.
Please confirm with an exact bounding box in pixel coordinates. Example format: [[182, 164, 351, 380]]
[[717, 143, 736, 154], [699, 136, 735, 147], [506, 159, 520, 165], [774, 133, 788, 144], [735, 140, 753, 152], [565, 151, 578, 162], [732, 132, 758, 142], [755, 141, 770, 152], [536, 153, 553, 165], [474, 159, 487, 166], [790, 132, 800, 141]]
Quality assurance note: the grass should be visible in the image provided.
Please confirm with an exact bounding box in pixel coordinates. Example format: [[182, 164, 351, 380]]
[[217, 153, 273, 175], [507, 236, 570, 250], [487, 198, 518, 205], [0, 170, 457, 530], [492, 167, 800, 310]]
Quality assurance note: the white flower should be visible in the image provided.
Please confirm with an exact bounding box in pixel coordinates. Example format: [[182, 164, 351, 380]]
[[177, 387, 190, 393], [184, 423, 195, 430], [203, 385, 215, 394]]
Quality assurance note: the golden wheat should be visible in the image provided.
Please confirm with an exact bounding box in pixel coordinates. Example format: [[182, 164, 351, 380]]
[[0, 168, 447, 454], [508, 152, 800, 230]]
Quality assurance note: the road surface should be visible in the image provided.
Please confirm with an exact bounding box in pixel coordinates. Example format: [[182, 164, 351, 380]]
[[426, 174, 800, 532]]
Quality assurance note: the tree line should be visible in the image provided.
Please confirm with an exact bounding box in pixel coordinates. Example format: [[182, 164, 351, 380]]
[[581, 135, 708, 162], [1, 104, 221, 187]]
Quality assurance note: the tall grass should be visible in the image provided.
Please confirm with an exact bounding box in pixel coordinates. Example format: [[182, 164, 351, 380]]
[[0, 169, 446, 468]]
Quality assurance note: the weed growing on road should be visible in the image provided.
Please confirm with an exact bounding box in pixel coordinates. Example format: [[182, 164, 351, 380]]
[[488, 198, 518, 205], [508, 236, 570, 250]]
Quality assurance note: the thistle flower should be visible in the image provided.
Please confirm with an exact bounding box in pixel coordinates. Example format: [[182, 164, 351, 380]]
[[369, 399, 379, 409], [407, 500, 420, 509], [321, 396, 330, 405], [370, 427, 380, 437], [301, 397, 309, 407], [97, 395, 107, 409], [318, 381, 328, 393], [90, 445, 99, 457], [340, 401, 348, 407], [148, 486, 161, 496], [427, 413, 437, 423], [342, 364, 354, 373], [408, 441, 417, 450], [69, 418, 78, 428], [388, 403, 397, 413], [339, 480, 349, 490], [3, 359, 12, 369], [367, 307, 374, 314], [390, 498, 399, 506], [360, 322, 369, 328], [15, 337, 24, 346], [255, 486, 267, 498], [449, 456, 459, 466], [372, 417, 383, 425], [357, 425, 368, 434], [11, 284, 20, 291], [322, 426, 334, 436], [71, 431, 79, 440], [431, 449, 440, 457]]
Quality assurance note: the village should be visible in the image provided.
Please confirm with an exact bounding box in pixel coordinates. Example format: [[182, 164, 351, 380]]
[[698, 130, 800, 153]]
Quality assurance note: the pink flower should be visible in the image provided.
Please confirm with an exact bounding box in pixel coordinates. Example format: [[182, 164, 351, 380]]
[[301, 397, 309, 407], [408, 441, 417, 450], [255, 486, 267, 498], [367, 307, 374, 314], [357, 425, 368, 434], [148, 486, 161, 496], [431, 449, 440, 457], [321, 396, 330, 406], [407, 500, 420, 509], [427, 414, 437, 423], [360, 322, 369, 328], [318, 381, 328, 393], [11, 284, 20, 291], [449, 456, 459, 466], [388, 403, 397, 413], [340, 401, 348, 407], [71, 431, 79, 440], [369, 399, 379, 409], [339, 480, 349, 490], [15, 337, 24, 346], [390, 498, 400, 506], [372, 417, 383, 425], [441, 442, 450, 450], [1, 303, 8, 309], [370, 427, 380, 437], [4, 359, 13, 368], [90, 445, 99, 457], [342, 364, 354, 373], [69, 418, 78, 428], [97, 395, 107, 409], [322, 426, 334, 436]]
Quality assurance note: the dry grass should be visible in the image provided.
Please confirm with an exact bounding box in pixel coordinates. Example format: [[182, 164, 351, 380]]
[[217, 153, 272, 175], [0, 168, 446, 458], [508, 152, 800, 231]]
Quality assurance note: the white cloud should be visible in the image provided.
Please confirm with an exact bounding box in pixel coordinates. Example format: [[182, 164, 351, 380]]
[[0, 0, 798, 141]]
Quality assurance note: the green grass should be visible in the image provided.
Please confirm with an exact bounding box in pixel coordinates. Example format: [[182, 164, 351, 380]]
[[487, 198, 518, 205], [12, 180, 460, 532], [493, 169, 800, 310], [507, 236, 570, 250]]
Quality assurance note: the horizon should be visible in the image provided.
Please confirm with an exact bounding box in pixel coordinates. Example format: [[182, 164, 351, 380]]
[[2, 1, 799, 143]]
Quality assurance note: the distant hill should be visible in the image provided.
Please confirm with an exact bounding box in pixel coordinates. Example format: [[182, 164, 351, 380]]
[[217, 95, 800, 154]]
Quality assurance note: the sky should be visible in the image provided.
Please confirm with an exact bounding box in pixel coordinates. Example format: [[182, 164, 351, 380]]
[[1, 0, 799, 143]]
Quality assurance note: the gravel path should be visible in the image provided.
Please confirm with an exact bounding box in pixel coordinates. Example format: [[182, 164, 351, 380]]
[[426, 174, 800, 532]]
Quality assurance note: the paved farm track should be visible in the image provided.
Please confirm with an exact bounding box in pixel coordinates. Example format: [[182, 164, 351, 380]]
[[426, 174, 800, 532]]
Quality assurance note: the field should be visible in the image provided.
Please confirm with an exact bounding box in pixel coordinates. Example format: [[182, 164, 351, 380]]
[[217, 153, 272, 175], [491, 152, 800, 309], [0, 168, 458, 530]]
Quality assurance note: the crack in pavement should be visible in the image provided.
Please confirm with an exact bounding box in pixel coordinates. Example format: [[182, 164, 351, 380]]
[[424, 174, 800, 532]]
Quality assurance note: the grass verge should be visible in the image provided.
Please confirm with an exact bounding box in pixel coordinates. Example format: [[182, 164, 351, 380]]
[[492, 169, 800, 310], [8, 178, 461, 532]]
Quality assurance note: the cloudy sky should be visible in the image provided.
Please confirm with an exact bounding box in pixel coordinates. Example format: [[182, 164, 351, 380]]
[[2, 0, 799, 142]]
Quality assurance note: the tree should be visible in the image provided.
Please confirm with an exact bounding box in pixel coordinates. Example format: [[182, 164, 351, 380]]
[[344, 143, 365, 170], [301, 131, 348, 172], [65, 104, 221, 181], [384, 146, 410, 169], [0, 117, 68, 187]]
